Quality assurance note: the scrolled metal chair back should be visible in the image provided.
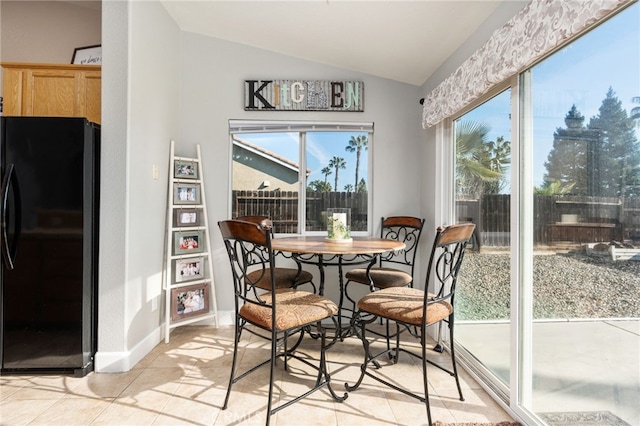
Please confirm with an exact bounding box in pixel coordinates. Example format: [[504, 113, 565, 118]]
[[379, 216, 425, 267], [427, 223, 476, 304], [219, 219, 275, 306]]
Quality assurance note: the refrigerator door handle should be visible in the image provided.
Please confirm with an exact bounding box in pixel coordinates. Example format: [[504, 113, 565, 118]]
[[1, 163, 21, 269]]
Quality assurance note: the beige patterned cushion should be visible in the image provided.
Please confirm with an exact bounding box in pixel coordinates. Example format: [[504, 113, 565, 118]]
[[247, 268, 314, 290], [240, 289, 338, 330], [345, 267, 413, 288], [357, 287, 452, 326]]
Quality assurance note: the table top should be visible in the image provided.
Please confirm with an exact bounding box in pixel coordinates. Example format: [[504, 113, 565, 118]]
[[271, 235, 405, 256]]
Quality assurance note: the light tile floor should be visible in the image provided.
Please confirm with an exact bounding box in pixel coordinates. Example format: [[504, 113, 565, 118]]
[[0, 325, 515, 425]]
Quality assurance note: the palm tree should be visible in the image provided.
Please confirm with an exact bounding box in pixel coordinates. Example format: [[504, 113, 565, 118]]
[[345, 135, 368, 190], [483, 135, 511, 194], [534, 180, 576, 195], [308, 180, 332, 192], [321, 166, 332, 184], [455, 120, 501, 197], [328, 156, 346, 191], [344, 184, 354, 193]]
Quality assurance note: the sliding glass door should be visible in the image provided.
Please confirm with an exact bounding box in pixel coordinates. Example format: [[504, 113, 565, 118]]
[[454, 88, 513, 390], [448, 3, 639, 425], [522, 6, 639, 423]]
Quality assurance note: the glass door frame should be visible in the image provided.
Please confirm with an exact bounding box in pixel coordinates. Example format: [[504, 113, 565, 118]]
[[514, 71, 537, 423], [434, 75, 543, 425], [434, 3, 639, 423]]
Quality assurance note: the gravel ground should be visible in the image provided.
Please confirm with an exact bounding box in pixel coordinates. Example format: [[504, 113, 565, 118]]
[[456, 251, 640, 321]]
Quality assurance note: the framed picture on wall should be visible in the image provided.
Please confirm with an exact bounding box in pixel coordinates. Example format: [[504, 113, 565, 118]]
[[174, 160, 199, 180], [71, 44, 102, 65], [173, 183, 201, 205], [170, 282, 210, 322]]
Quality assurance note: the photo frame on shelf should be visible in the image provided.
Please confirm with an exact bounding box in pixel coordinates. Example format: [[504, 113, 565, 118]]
[[174, 230, 204, 255], [71, 44, 102, 65], [174, 159, 199, 180], [170, 282, 210, 322], [173, 183, 201, 205], [173, 208, 201, 227], [174, 256, 205, 283]]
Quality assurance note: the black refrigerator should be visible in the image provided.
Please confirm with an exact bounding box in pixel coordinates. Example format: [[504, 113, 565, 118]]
[[0, 116, 99, 377]]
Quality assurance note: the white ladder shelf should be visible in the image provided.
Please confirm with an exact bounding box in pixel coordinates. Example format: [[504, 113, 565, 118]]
[[164, 140, 218, 343]]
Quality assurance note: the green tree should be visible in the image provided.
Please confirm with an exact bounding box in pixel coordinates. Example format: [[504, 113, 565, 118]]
[[307, 180, 332, 192], [356, 178, 367, 193], [328, 156, 346, 191], [344, 184, 354, 193], [482, 136, 511, 194], [543, 91, 640, 197], [345, 135, 368, 191], [587, 88, 640, 197], [631, 96, 640, 123], [455, 120, 502, 197], [543, 105, 597, 195], [321, 166, 332, 184], [534, 181, 576, 195]]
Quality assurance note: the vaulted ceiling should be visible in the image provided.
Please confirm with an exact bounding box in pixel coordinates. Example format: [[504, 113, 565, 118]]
[[159, 0, 505, 86], [68, 0, 513, 86]]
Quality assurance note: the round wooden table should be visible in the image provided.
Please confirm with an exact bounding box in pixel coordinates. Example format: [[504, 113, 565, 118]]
[[272, 236, 406, 256], [271, 236, 406, 336]]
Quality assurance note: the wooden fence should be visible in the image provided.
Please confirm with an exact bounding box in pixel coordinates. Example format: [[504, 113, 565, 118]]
[[233, 190, 640, 246], [232, 190, 368, 234], [457, 195, 640, 247]]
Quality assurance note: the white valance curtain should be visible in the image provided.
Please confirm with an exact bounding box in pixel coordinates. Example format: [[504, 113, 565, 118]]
[[421, 0, 631, 128]]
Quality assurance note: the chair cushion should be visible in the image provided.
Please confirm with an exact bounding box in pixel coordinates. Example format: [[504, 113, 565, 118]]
[[240, 289, 338, 331], [247, 268, 314, 290], [357, 287, 452, 326], [345, 267, 413, 288]]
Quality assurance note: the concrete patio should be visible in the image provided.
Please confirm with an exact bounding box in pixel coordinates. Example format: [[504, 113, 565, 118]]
[[457, 319, 640, 425]]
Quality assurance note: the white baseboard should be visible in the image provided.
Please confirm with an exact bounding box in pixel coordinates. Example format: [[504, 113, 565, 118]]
[[93, 312, 235, 373], [216, 310, 234, 325], [94, 325, 163, 373]]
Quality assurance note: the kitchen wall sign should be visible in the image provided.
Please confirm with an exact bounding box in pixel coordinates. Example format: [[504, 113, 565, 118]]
[[244, 80, 364, 112]]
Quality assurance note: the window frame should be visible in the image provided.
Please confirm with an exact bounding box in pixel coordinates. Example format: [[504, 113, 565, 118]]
[[435, 3, 639, 424], [229, 119, 374, 236]]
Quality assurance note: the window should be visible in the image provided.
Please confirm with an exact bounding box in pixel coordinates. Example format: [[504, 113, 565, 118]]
[[439, 3, 639, 425], [229, 120, 373, 234], [523, 5, 639, 421], [454, 88, 512, 388]]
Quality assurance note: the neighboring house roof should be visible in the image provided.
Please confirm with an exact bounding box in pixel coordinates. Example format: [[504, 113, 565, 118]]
[[232, 135, 311, 176]]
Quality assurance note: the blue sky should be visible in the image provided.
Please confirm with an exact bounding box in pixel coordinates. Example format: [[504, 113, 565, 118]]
[[462, 2, 639, 189], [238, 131, 369, 191], [238, 3, 639, 192], [530, 3, 639, 187]]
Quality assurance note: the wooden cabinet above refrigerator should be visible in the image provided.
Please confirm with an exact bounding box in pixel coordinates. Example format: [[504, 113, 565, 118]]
[[1, 62, 101, 124]]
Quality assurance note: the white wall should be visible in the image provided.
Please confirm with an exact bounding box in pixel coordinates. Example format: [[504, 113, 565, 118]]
[[176, 32, 423, 317], [96, 0, 180, 372], [97, 0, 130, 372], [126, 0, 180, 348], [0, 1, 101, 102], [0, 1, 101, 63]]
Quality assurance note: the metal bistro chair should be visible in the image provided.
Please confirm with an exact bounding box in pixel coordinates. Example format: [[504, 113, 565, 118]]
[[346, 223, 476, 426], [219, 219, 347, 426], [237, 215, 317, 293], [344, 216, 425, 350]]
